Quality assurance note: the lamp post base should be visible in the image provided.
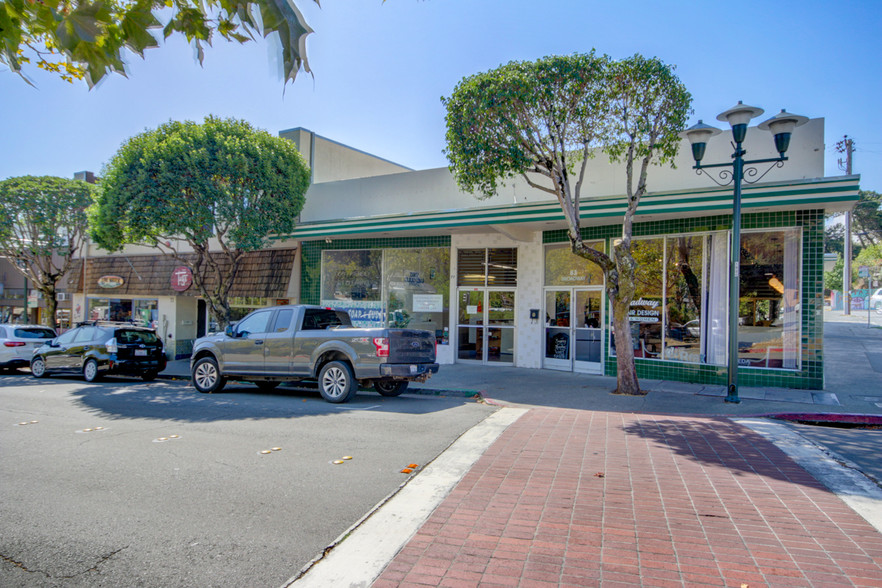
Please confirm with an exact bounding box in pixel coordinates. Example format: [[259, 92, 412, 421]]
[[724, 385, 741, 404]]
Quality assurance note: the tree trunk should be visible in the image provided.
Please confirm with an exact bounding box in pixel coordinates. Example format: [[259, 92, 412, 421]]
[[611, 293, 642, 395], [609, 249, 643, 395]]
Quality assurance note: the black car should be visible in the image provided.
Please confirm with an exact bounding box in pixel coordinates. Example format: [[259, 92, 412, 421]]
[[31, 323, 167, 382]]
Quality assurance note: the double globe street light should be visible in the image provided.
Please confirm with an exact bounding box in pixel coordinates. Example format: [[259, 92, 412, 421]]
[[680, 102, 808, 404]]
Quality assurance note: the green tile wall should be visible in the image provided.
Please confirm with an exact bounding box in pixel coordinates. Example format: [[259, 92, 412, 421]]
[[545, 210, 826, 390], [300, 236, 451, 304]]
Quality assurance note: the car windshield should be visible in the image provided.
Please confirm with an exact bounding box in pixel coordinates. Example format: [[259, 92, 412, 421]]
[[116, 330, 159, 345], [14, 327, 56, 339]]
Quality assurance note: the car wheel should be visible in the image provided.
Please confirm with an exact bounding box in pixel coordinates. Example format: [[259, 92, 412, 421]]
[[318, 361, 356, 403], [192, 357, 226, 393], [83, 359, 101, 382], [141, 371, 158, 382], [374, 380, 408, 397], [31, 357, 47, 378], [254, 381, 280, 392]]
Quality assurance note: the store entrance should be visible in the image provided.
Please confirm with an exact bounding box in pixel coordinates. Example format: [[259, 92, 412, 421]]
[[544, 288, 603, 373], [456, 289, 515, 365]]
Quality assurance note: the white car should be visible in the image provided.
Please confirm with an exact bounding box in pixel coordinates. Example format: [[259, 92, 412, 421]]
[[870, 288, 882, 313], [0, 324, 57, 372]]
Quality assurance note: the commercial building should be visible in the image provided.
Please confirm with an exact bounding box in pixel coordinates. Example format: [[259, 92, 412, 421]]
[[72, 121, 859, 388]]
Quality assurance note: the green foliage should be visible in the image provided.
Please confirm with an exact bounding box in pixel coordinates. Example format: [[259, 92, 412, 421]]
[[0, 175, 95, 327], [0, 0, 319, 87], [442, 52, 610, 200], [92, 116, 310, 325], [93, 116, 309, 252]]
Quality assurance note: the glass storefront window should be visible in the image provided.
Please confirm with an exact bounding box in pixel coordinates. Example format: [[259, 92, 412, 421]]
[[384, 248, 450, 343], [544, 242, 605, 286], [88, 298, 159, 326], [321, 248, 450, 341], [629, 238, 665, 358], [737, 229, 801, 369], [664, 236, 704, 363]]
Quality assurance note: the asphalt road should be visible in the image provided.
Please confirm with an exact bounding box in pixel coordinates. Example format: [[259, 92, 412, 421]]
[[0, 374, 496, 587]]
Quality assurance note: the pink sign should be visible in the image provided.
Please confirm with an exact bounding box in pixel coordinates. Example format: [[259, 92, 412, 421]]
[[171, 266, 193, 292]]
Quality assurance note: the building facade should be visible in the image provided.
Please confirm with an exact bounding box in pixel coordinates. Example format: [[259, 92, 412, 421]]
[[282, 118, 858, 390], [71, 120, 859, 390]]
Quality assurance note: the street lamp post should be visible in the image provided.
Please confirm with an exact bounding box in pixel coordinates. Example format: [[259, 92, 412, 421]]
[[681, 102, 807, 404]]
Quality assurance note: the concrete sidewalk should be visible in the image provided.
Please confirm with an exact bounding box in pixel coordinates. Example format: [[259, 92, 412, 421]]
[[283, 313, 882, 587]]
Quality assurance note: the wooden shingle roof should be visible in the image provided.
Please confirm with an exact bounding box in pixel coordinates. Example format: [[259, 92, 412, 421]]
[[69, 249, 297, 298]]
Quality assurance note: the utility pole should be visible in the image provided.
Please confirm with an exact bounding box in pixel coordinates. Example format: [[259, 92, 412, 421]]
[[837, 136, 855, 314]]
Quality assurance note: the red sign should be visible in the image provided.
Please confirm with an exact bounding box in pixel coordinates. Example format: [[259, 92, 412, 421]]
[[171, 266, 193, 292]]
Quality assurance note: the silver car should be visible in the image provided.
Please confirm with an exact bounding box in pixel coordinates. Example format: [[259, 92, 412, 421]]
[[0, 324, 57, 372]]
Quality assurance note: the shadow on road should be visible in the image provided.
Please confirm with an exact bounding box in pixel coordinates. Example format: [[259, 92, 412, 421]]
[[12, 374, 478, 422]]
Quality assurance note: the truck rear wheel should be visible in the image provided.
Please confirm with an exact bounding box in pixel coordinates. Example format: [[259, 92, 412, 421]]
[[374, 380, 408, 397], [192, 357, 226, 394], [318, 361, 356, 403]]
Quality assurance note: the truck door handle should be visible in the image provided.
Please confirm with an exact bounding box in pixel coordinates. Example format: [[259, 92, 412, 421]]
[[255, 340, 264, 345]]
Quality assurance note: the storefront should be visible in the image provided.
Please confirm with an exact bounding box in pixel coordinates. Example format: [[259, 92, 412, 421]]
[[69, 248, 298, 359], [286, 118, 857, 390]]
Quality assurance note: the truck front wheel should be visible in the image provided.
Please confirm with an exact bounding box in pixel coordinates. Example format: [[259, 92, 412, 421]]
[[318, 361, 356, 403], [374, 380, 409, 397], [192, 357, 226, 394]]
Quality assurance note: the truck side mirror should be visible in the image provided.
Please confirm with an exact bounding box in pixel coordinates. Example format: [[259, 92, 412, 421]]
[[225, 325, 235, 337]]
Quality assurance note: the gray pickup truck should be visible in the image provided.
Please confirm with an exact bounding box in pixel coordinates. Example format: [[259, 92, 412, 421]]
[[189, 305, 439, 403]]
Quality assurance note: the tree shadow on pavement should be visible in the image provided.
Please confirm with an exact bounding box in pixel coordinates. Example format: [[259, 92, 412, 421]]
[[620, 415, 832, 493]]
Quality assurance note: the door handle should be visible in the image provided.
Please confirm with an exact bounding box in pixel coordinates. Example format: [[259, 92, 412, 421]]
[[255, 340, 264, 345]]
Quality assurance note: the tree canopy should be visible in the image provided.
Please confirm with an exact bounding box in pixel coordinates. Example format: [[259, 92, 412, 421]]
[[0, 175, 95, 328], [0, 0, 319, 87], [91, 116, 310, 326], [443, 52, 692, 394]]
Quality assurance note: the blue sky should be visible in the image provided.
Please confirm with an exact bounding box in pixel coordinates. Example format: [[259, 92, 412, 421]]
[[1, 0, 880, 192]]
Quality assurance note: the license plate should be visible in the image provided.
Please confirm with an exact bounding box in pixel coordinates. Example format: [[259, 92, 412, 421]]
[[135, 349, 148, 356]]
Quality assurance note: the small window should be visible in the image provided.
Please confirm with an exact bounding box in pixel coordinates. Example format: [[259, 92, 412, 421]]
[[117, 330, 159, 345], [302, 308, 351, 330], [55, 329, 78, 345], [73, 327, 98, 343], [271, 309, 294, 333], [235, 310, 272, 336]]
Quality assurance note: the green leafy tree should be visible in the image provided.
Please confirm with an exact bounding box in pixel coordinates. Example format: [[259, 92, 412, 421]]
[[0, 0, 319, 87], [91, 116, 310, 327], [442, 52, 691, 395], [0, 176, 95, 328]]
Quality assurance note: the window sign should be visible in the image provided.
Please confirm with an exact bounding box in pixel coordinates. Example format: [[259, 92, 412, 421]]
[[628, 297, 662, 323], [413, 294, 443, 313]]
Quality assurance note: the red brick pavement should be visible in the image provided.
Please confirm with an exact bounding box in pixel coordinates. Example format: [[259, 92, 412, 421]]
[[373, 408, 882, 587]]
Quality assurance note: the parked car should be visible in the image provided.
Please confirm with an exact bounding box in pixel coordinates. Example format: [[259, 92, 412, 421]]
[[190, 305, 439, 403], [31, 322, 167, 382], [870, 288, 882, 313], [0, 324, 57, 372]]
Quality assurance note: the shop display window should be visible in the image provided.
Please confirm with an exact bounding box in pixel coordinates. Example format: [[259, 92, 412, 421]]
[[737, 229, 801, 369], [608, 228, 801, 371], [320, 248, 450, 342]]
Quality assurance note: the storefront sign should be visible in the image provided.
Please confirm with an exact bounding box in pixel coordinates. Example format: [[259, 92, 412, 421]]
[[413, 294, 443, 313], [98, 275, 125, 289], [628, 297, 661, 323], [170, 266, 193, 292]]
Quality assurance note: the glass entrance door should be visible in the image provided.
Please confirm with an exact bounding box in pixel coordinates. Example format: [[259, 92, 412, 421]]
[[544, 288, 603, 373], [457, 289, 515, 364]]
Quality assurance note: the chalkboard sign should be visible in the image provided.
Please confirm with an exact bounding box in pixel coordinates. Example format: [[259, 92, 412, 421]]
[[551, 333, 569, 359]]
